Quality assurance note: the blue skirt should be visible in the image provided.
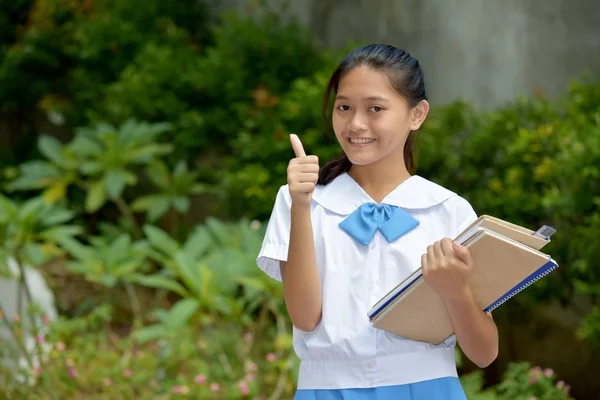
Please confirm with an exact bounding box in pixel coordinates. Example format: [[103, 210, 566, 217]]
[[294, 377, 466, 400]]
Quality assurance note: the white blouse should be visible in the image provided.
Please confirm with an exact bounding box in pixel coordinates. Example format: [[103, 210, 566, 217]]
[[257, 173, 478, 390]]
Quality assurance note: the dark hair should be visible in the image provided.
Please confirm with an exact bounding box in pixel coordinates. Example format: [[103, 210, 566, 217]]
[[317, 44, 428, 185]]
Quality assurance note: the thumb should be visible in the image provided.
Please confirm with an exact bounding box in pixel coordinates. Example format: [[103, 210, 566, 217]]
[[290, 133, 306, 158], [453, 242, 472, 263]]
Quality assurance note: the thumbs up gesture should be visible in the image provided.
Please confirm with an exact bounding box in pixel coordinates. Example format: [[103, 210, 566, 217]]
[[287, 134, 319, 207]]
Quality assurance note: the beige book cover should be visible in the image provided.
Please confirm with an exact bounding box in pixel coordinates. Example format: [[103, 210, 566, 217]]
[[369, 228, 558, 345]]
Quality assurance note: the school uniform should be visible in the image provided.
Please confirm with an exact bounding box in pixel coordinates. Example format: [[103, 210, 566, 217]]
[[257, 173, 478, 399]]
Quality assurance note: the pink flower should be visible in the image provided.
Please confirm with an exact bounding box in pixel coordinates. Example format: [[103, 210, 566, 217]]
[[173, 385, 189, 394], [246, 361, 258, 372], [529, 366, 542, 375], [529, 376, 538, 384], [103, 378, 112, 386], [123, 369, 132, 377], [33, 366, 42, 374], [65, 359, 75, 368], [528, 397, 537, 400], [195, 374, 207, 384], [266, 353, 277, 362], [243, 332, 253, 342], [12, 315, 20, 323], [544, 368, 553, 378], [564, 384, 571, 395], [68, 368, 77, 378], [238, 380, 250, 395], [35, 334, 44, 344], [55, 342, 66, 351], [246, 373, 255, 382], [556, 380, 565, 389], [42, 315, 51, 326], [210, 383, 221, 392]]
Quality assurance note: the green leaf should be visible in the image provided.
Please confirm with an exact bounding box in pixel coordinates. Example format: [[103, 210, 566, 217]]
[[69, 135, 103, 157], [80, 161, 103, 175], [39, 226, 84, 243], [132, 195, 170, 221], [237, 277, 267, 291], [39, 209, 75, 227], [42, 181, 68, 204], [146, 160, 171, 189], [18, 197, 47, 221], [143, 225, 180, 257], [38, 135, 64, 165], [105, 169, 130, 199], [0, 195, 17, 219], [134, 325, 168, 343], [182, 226, 211, 259], [86, 179, 107, 212], [174, 251, 202, 297], [172, 197, 189, 213], [148, 196, 171, 221], [166, 298, 200, 326], [23, 243, 48, 266], [131, 274, 190, 298]]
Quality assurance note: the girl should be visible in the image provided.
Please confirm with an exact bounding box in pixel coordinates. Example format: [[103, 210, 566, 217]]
[[257, 44, 498, 399]]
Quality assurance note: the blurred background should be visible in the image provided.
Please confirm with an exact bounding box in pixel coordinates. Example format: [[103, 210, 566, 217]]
[[0, 0, 599, 398]]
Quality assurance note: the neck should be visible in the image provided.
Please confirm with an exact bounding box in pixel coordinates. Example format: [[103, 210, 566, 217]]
[[348, 157, 411, 203]]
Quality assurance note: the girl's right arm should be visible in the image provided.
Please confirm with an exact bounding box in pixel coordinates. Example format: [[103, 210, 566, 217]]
[[281, 134, 322, 332]]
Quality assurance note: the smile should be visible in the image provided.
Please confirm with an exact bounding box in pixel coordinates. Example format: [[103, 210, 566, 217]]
[[348, 137, 376, 145]]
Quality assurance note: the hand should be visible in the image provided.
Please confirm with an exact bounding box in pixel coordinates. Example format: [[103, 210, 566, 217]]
[[421, 238, 474, 302], [287, 134, 319, 207]]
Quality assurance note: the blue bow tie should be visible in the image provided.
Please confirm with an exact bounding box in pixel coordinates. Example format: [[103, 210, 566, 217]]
[[339, 203, 419, 246]]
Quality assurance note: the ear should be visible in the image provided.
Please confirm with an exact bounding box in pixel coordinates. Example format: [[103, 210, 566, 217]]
[[409, 100, 430, 131]]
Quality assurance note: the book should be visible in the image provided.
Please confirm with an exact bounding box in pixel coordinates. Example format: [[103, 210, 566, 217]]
[[368, 215, 559, 345]]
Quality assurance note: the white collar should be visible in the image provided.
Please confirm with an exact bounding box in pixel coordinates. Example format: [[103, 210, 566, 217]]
[[312, 173, 455, 215]]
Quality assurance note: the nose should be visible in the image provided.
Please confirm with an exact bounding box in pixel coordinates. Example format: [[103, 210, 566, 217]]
[[348, 113, 367, 133]]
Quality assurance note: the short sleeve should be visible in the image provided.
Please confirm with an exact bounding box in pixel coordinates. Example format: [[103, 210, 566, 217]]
[[453, 196, 479, 237], [256, 185, 292, 281]]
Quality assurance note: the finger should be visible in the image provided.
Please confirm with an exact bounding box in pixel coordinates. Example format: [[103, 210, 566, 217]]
[[296, 163, 320, 173], [297, 155, 319, 165], [421, 253, 428, 277], [290, 134, 306, 158], [441, 238, 455, 257], [293, 172, 319, 184], [426, 244, 436, 266], [292, 182, 316, 193], [434, 240, 445, 262], [453, 242, 472, 264]]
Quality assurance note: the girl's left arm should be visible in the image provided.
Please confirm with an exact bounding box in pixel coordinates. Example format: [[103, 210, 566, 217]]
[[422, 238, 499, 368], [441, 286, 498, 368]]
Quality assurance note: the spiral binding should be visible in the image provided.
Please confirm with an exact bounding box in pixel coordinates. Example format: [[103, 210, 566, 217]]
[[484, 262, 558, 313]]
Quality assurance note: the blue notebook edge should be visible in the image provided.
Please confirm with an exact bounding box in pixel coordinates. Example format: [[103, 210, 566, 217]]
[[367, 273, 423, 320], [483, 258, 558, 313]]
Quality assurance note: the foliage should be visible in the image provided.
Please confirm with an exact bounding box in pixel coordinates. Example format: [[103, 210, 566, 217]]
[[0, 302, 297, 399], [7, 119, 210, 235]]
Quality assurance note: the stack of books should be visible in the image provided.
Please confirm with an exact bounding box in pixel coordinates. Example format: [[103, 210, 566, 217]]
[[368, 215, 559, 345]]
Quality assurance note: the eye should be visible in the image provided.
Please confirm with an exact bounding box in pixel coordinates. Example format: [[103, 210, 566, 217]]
[[369, 106, 384, 112], [336, 105, 351, 112]]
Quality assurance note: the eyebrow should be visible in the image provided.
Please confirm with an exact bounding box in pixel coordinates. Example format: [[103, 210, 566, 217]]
[[335, 95, 389, 102]]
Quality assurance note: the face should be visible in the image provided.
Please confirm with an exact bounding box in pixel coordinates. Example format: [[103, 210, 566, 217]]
[[332, 65, 428, 168]]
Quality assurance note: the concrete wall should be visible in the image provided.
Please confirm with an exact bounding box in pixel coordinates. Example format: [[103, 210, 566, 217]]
[[223, 0, 600, 109]]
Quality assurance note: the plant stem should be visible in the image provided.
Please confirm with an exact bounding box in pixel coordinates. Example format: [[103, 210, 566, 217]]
[[124, 282, 142, 329], [0, 305, 34, 370], [115, 196, 142, 239]]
